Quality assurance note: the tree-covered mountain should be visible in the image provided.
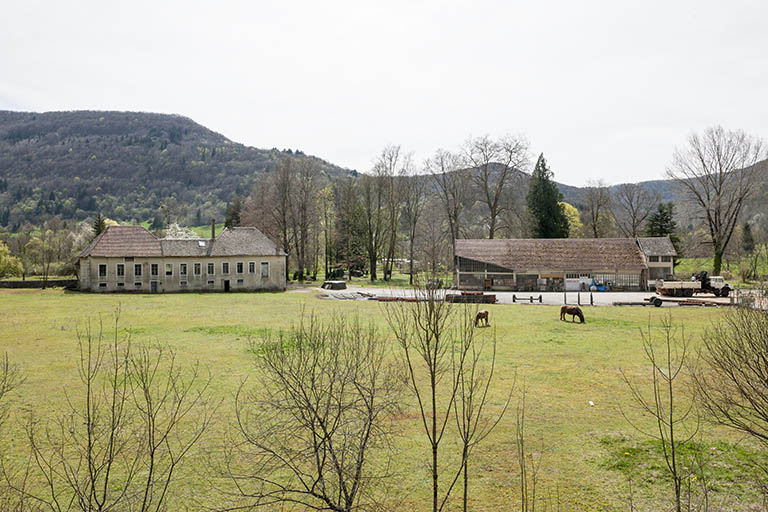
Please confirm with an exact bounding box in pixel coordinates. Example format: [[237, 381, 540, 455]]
[[0, 110, 355, 229]]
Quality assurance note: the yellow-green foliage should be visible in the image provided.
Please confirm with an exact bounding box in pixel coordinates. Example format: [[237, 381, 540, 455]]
[[0, 240, 22, 277]]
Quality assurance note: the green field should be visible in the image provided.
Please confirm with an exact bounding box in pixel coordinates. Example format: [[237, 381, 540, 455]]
[[0, 288, 763, 511]]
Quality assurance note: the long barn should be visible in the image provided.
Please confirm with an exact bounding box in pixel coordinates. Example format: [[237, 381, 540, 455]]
[[454, 237, 676, 292]]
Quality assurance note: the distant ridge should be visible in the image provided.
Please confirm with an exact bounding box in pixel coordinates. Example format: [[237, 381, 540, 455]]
[[0, 110, 765, 233], [0, 110, 355, 227]]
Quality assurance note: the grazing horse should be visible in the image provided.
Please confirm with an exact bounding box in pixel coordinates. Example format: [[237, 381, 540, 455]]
[[560, 305, 585, 323], [475, 309, 489, 327]]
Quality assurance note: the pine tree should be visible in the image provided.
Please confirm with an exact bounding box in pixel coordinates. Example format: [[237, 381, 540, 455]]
[[742, 222, 755, 255], [646, 203, 682, 256], [225, 195, 243, 228], [526, 153, 569, 238], [92, 212, 107, 239]]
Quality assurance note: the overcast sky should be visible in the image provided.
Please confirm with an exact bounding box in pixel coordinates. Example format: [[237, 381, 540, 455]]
[[1, 0, 766, 186]]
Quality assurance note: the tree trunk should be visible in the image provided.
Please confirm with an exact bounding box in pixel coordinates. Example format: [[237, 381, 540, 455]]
[[713, 248, 723, 276], [408, 237, 415, 285]]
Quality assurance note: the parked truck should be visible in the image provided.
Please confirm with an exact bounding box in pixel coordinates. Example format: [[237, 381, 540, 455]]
[[656, 271, 732, 298]]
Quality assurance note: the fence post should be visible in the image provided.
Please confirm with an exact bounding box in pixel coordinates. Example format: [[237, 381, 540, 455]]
[[512, 294, 516, 303], [578, 292, 581, 306], [590, 292, 594, 306], [563, 290, 567, 305]]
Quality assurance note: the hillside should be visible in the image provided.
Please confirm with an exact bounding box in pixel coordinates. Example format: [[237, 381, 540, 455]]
[[1, 110, 765, 237], [0, 110, 355, 228]]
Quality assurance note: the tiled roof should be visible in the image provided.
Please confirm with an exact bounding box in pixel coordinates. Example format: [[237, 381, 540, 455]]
[[637, 237, 677, 257], [160, 239, 211, 257], [80, 225, 285, 258], [209, 227, 286, 257], [79, 225, 162, 257], [455, 238, 647, 271]]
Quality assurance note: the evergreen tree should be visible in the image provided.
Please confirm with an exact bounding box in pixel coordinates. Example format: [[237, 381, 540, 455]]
[[742, 222, 755, 255], [646, 203, 682, 256], [224, 195, 243, 228], [149, 214, 165, 231], [526, 153, 569, 238], [92, 212, 107, 239]]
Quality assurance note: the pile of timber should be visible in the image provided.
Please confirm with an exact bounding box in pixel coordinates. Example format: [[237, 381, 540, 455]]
[[445, 291, 497, 304]]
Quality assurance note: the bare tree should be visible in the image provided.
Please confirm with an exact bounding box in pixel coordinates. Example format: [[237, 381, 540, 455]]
[[620, 314, 699, 512], [463, 135, 529, 239], [453, 321, 511, 511], [612, 183, 659, 237], [415, 197, 450, 276], [0, 354, 26, 509], [376, 145, 404, 281], [402, 158, 426, 285], [221, 314, 402, 511], [289, 156, 321, 280], [319, 186, 335, 277], [0, 354, 23, 428], [581, 179, 614, 238], [428, 150, 468, 263], [695, 305, 768, 448], [15, 311, 215, 512], [667, 126, 766, 275], [360, 153, 390, 281], [385, 286, 508, 512]]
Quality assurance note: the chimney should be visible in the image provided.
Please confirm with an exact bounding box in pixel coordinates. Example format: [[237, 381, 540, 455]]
[[211, 218, 216, 240]]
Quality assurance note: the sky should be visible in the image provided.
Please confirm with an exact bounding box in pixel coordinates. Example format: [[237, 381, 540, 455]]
[[1, 0, 766, 186]]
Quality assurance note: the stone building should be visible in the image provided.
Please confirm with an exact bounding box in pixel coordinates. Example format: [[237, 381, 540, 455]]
[[454, 236, 676, 292], [78, 225, 286, 292]]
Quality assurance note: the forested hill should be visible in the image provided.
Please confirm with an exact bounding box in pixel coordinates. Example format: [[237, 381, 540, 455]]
[[0, 110, 355, 228]]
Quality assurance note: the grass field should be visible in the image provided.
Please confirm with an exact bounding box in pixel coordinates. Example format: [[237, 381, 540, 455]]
[[0, 288, 763, 511]]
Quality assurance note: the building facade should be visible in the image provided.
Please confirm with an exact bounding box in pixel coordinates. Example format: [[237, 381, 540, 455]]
[[78, 225, 287, 293], [454, 237, 676, 292]]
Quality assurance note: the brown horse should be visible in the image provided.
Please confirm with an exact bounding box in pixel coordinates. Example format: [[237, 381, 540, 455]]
[[560, 305, 585, 323], [475, 309, 489, 327]]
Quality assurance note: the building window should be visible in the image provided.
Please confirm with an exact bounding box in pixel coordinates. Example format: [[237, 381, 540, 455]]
[[99, 264, 107, 278], [194, 263, 202, 276], [566, 273, 579, 279], [180, 280, 187, 287], [134, 263, 142, 277], [151, 264, 159, 276], [222, 262, 230, 275], [125, 257, 134, 262], [98, 282, 107, 288], [236, 262, 244, 274], [207, 262, 215, 275], [135, 282, 142, 288], [648, 255, 659, 262], [117, 282, 124, 287], [249, 261, 255, 274], [207, 280, 215, 286], [661, 256, 672, 263], [180, 263, 187, 276], [116, 264, 125, 277], [260, 261, 269, 279], [165, 263, 173, 276], [237, 278, 244, 285]]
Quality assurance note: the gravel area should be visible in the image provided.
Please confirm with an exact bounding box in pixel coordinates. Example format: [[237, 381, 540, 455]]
[[317, 285, 741, 307]]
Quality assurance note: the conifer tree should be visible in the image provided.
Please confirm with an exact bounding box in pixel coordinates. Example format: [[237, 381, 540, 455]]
[[646, 203, 682, 256], [742, 222, 755, 255], [526, 153, 569, 238], [92, 212, 107, 239], [225, 195, 242, 228]]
